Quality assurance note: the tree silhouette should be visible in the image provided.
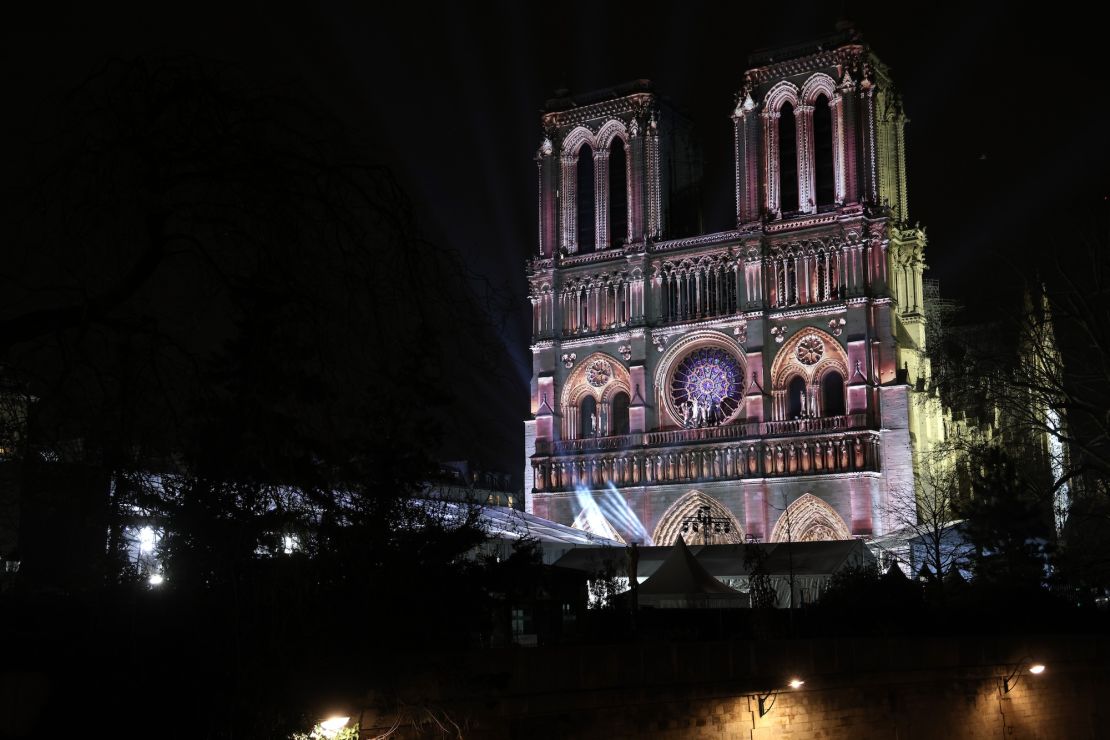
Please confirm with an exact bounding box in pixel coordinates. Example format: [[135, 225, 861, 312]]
[[0, 56, 495, 737]]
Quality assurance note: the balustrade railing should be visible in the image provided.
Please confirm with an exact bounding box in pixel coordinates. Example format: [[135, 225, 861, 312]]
[[530, 414, 878, 493]]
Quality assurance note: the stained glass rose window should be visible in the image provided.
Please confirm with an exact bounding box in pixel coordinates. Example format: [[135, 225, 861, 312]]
[[670, 347, 743, 420]]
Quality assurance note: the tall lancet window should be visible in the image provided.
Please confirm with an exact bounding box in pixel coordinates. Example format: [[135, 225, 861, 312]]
[[579, 396, 598, 438], [576, 144, 596, 253], [822, 371, 845, 416], [787, 376, 806, 419], [611, 392, 630, 436], [608, 138, 628, 248], [778, 103, 799, 213], [814, 95, 835, 208]]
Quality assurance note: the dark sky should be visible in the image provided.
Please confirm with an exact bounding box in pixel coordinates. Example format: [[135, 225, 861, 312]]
[[5, 1, 1106, 487]]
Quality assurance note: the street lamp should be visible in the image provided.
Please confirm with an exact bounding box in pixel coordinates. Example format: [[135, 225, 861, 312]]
[[756, 677, 805, 716], [1002, 659, 1046, 693], [679, 504, 732, 546]]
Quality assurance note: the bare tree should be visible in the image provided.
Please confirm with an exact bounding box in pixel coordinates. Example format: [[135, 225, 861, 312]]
[[884, 447, 972, 585]]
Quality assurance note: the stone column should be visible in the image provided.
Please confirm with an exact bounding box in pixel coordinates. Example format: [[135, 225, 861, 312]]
[[537, 143, 558, 257], [796, 103, 816, 214], [762, 110, 780, 216], [561, 154, 577, 252], [594, 148, 610, 250]]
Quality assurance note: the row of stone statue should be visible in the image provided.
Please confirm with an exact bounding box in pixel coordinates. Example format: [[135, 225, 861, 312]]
[[680, 398, 725, 428]]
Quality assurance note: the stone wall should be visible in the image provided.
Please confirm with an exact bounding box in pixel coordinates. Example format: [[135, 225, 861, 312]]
[[358, 634, 1110, 739]]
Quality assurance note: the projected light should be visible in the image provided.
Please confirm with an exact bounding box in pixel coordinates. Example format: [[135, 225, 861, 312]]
[[138, 526, 156, 553]]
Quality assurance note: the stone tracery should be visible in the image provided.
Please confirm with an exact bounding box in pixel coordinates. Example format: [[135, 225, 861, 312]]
[[769, 493, 852, 542], [560, 352, 631, 439], [769, 327, 849, 421], [653, 490, 745, 546], [654, 331, 747, 428]]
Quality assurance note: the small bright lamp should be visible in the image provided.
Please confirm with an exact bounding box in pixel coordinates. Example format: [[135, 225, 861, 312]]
[[758, 677, 805, 716], [1003, 659, 1046, 692], [148, 573, 164, 586], [318, 716, 350, 738]]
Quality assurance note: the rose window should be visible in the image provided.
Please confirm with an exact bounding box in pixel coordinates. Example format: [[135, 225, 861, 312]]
[[670, 347, 743, 420], [586, 359, 613, 388], [796, 335, 824, 366]]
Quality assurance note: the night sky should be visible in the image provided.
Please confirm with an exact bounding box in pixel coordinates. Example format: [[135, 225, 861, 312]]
[[5, 1, 1106, 488]]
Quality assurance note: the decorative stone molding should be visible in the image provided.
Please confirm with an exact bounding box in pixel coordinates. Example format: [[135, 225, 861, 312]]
[[771, 325, 789, 343], [585, 358, 614, 387], [652, 335, 668, 353], [618, 344, 632, 361], [561, 352, 577, 369], [733, 323, 748, 346], [828, 317, 846, 336], [796, 334, 825, 365]]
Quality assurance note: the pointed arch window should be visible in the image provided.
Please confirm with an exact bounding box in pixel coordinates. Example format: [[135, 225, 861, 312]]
[[813, 95, 835, 208], [821, 371, 845, 416], [787, 376, 806, 419], [779, 103, 799, 213], [576, 144, 596, 253], [608, 138, 628, 249], [611, 392, 630, 436], [579, 396, 598, 438]]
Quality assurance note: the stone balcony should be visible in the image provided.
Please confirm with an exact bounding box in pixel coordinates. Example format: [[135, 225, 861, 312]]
[[530, 414, 879, 492]]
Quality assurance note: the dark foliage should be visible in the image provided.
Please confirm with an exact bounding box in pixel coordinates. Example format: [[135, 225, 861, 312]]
[[0, 57, 498, 738]]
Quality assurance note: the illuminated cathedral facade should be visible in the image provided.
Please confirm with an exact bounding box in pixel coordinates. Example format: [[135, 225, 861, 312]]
[[524, 31, 941, 546]]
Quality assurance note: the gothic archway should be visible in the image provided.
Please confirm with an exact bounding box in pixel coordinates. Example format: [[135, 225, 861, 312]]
[[561, 352, 631, 439], [768, 493, 852, 543], [652, 490, 744, 546], [769, 328, 849, 420]]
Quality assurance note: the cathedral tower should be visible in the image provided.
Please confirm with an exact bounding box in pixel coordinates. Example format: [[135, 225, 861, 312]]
[[525, 30, 940, 546]]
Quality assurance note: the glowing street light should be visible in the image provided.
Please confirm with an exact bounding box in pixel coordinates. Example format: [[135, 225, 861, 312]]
[[758, 677, 805, 716], [1003, 659, 1046, 693], [148, 573, 164, 586], [317, 716, 350, 739]]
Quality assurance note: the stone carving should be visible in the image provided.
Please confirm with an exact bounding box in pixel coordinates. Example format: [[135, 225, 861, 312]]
[[770, 325, 789, 344], [796, 335, 825, 365], [586, 359, 613, 387], [828, 317, 846, 336], [561, 352, 577, 369], [618, 344, 632, 361], [733, 323, 748, 346], [652, 335, 668, 353]]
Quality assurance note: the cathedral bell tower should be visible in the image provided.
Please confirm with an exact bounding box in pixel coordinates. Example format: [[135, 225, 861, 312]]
[[525, 30, 938, 546]]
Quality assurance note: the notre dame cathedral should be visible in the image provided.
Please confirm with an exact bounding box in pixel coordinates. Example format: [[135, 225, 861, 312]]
[[524, 29, 943, 546]]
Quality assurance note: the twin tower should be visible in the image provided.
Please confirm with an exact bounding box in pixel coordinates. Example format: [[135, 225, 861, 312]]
[[524, 30, 938, 547]]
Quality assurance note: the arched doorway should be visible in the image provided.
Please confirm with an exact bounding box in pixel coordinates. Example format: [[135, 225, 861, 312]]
[[652, 491, 744, 546], [769, 493, 852, 542]]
